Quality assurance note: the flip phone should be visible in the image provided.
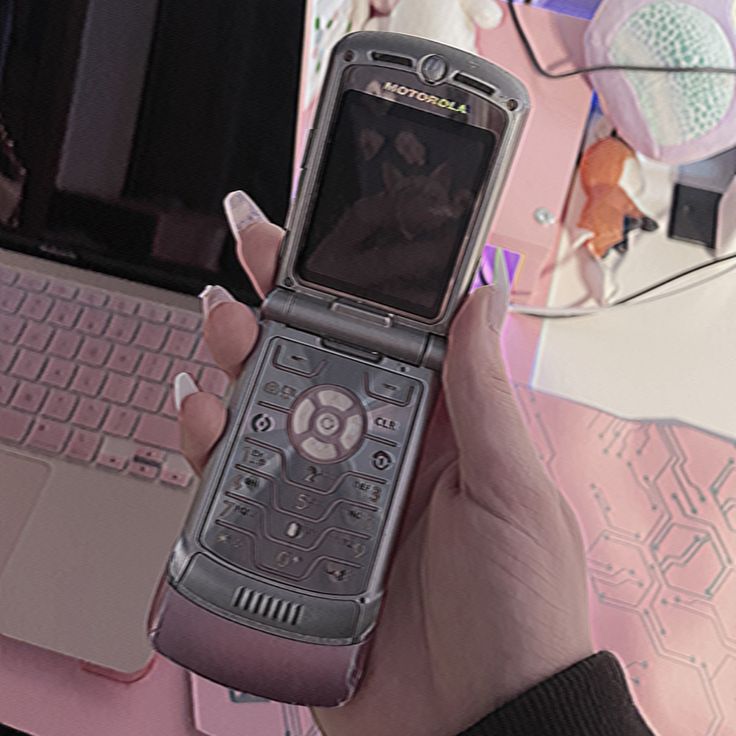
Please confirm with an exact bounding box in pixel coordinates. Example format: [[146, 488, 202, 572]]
[[150, 31, 528, 707]]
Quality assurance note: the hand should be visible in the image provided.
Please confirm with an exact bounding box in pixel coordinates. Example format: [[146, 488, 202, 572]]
[[177, 197, 593, 736]]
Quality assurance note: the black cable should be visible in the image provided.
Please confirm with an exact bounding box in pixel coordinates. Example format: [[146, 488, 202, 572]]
[[611, 251, 736, 305], [507, 0, 736, 79]]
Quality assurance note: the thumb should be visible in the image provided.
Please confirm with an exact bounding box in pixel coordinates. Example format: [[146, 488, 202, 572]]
[[443, 259, 553, 504]]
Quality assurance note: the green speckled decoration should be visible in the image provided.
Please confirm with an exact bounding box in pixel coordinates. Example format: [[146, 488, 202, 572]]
[[609, 1, 735, 146]]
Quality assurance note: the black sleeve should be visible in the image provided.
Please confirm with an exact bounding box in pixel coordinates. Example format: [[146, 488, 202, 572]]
[[459, 652, 655, 736]]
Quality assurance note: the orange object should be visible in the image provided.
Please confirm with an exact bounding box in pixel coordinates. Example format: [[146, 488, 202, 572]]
[[577, 136, 652, 259]]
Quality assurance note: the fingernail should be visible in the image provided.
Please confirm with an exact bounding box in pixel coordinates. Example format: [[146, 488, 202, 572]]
[[223, 190, 267, 239], [198, 284, 235, 318], [490, 248, 510, 330], [173, 372, 199, 412]]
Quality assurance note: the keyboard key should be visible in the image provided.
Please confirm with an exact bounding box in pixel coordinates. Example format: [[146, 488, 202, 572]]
[[48, 300, 81, 329], [138, 353, 171, 382], [0, 407, 33, 442], [48, 330, 82, 359], [26, 419, 70, 454], [70, 365, 105, 396], [0, 343, 17, 372], [103, 406, 139, 437], [0, 266, 17, 285], [105, 314, 137, 343], [19, 293, 52, 321], [161, 453, 193, 488], [130, 460, 159, 480], [65, 428, 101, 462], [101, 373, 135, 403], [0, 313, 24, 342], [138, 303, 168, 323], [134, 322, 168, 350], [10, 349, 45, 381], [47, 280, 78, 300], [135, 446, 165, 464], [108, 295, 139, 315], [134, 414, 180, 452], [16, 273, 48, 292], [131, 381, 165, 412], [40, 357, 76, 389], [0, 285, 24, 313], [78, 337, 111, 366], [192, 338, 214, 364], [19, 321, 53, 351], [11, 382, 47, 413], [73, 397, 108, 430], [163, 329, 196, 359], [42, 389, 77, 421], [167, 359, 200, 384], [78, 307, 110, 336], [107, 344, 141, 374], [0, 375, 18, 404], [168, 309, 200, 331], [77, 288, 108, 308], [96, 436, 134, 471]]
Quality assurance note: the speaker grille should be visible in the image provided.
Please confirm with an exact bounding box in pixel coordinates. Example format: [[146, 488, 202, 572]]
[[232, 587, 303, 626], [453, 72, 495, 97], [371, 52, 414, 68]]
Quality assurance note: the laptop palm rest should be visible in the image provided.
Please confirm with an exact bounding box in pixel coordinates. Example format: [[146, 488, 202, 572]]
[[0, 452, 49, 570]]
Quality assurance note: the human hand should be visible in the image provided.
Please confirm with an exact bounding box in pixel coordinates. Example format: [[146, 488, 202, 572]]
[[176, 194, 593, 736]]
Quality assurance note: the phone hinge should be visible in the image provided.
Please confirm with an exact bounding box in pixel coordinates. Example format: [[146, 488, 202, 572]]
[[262, 289, 445, 368]]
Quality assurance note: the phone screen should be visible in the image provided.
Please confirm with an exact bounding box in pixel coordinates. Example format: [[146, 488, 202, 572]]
[[297, 90, 497, 319]]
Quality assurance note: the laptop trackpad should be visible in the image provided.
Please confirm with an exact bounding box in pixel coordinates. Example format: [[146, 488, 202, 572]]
[[0, 451, 50, 570]]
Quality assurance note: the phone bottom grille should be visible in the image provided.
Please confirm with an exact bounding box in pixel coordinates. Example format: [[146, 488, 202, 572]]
[[232, 587, 303, 626]]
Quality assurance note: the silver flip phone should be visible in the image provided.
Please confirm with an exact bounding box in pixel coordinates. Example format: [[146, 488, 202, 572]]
[[150, 31, 528, 705]]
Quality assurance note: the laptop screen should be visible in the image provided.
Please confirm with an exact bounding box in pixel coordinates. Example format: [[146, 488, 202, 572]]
[[0, 1, 304, 304]]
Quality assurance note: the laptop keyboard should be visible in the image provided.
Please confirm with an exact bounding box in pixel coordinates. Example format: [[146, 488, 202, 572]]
[[0, 264, 230, 488]]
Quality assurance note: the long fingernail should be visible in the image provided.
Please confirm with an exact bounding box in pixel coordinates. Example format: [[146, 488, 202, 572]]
[[198, 284, 235, 318], [490, 248, 510, 330], [173, 372, 199, 412], [223, 190, 267, 239]]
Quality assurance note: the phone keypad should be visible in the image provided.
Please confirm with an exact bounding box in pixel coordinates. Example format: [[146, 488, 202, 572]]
[[201, 338, 422, 596]]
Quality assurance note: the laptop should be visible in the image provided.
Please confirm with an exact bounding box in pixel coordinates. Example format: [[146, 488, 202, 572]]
[[0, 1, 301, 674]]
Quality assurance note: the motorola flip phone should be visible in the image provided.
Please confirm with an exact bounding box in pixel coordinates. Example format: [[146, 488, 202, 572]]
[[150, 32, 528, 707]]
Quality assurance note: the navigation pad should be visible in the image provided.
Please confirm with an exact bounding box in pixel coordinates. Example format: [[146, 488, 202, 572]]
[[201, 337, 422, 597]]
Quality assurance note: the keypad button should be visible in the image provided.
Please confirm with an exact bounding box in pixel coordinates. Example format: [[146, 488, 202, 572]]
[[291, 397, 316, 434], [203, 524, 254, 570], [254, 540, 312, 579], [340, 476, 387, 507], [216, 496, 262, 536], [339, 414, 364, 451], [258, 377, 307, 411], [316, 389, 353, 412], [301, 558, 364, 596], [226, 470, 273, 504], [301, 436, 338, 461], [371, 450, 394, 472], [366, 402, 409, 441], [283, 456, 343, 492], [365, 371, 418, 406], [272, 343, 325, 377], [288, 384, 364, 464], [275, 485, 333, 521], [340, 504, 379, 534], [236, 442, 281, 476]]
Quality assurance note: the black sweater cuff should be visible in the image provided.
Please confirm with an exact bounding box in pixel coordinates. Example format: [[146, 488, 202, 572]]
[[460, 652, 655, 736]]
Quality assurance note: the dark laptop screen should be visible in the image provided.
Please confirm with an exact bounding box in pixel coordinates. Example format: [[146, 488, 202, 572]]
[[0, 1, 304, 304]]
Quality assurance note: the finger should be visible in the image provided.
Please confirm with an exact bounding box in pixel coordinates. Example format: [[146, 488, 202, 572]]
[[224, 191, 283, 299], [175, 373, 227, 474], [201, 287, 260, 378], [443, 282, 554, 503]]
